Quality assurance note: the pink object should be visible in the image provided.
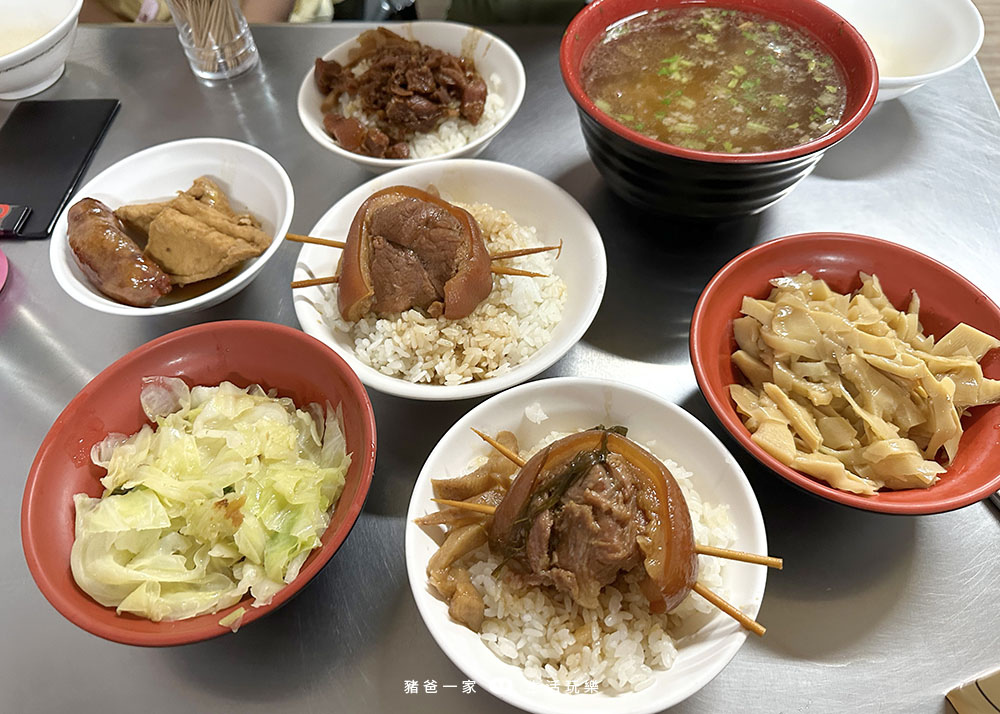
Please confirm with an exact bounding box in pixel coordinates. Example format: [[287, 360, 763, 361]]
[[0, 247, 7, 293], [136, 0, 161, 23]]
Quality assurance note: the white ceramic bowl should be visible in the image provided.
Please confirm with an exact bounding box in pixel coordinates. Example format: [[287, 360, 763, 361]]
[[405, 377, 769, 714], [820, 0, 984, 102], [292, 159, 606, 401], [297, 21, 526, 173], [0, 0, 82, 100], [50, 138, 294, 317]]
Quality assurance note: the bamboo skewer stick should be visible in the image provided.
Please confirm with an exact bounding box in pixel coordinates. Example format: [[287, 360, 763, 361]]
[[429, 496, 782, 570], [287, 236, 560, 265], [692, 582, 765, 636], [695, 545, 782, 570], [490, 241, 563, 261], [286, 236, 562, 263], [470, 428, 526, 467], [291, 276, 339, 289], [291, 264, 550, 290], [286, 234, 346, 249], [288, 232, 555, 290], [428, 495, 770, 634], [491, 266, 549, 278]]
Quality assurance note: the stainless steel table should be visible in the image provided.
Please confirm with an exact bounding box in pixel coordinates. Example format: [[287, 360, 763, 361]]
[[3, 24, 999, 714]]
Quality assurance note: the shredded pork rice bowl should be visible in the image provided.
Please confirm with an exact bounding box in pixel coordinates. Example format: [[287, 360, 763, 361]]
[[337, 71, 505, 159]]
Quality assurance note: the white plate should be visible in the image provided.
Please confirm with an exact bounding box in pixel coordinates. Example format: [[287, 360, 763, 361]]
[[819, 0, 984, 102], [50, 138, 294, 316], [297, 21, 526, 172], [405, 377, 769, 714], [292, 159, 607, 401]]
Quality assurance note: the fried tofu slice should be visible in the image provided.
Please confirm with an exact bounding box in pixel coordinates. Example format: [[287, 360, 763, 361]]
[[169, 193, 270, 251], [115, 201, 169, 238], [114, 176, 264, 241], [145, 207, 265, 285], [115, 176, 272, 285]]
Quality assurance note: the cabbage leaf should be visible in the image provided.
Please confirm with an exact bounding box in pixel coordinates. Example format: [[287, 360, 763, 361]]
[[71, 379, 350, 622]]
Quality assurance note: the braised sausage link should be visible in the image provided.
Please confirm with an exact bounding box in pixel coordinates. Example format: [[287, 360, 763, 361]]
[[68, 198, 172, 307]]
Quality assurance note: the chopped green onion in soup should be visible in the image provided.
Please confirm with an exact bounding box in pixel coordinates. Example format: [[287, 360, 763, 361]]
[[581, 7, 847, 153]]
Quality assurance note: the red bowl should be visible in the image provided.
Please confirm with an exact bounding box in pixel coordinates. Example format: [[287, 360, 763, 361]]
[[560, 0, 879, 217], [21, 321, 377, 645], [691, 233, 1000, 514]]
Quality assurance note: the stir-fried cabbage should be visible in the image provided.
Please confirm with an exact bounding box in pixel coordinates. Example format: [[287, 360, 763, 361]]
[[71, 377, 351, 622]]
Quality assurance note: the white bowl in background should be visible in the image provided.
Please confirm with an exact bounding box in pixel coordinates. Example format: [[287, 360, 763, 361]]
[[297, 21, 526, 173], [820, 0, 984, 102], [50, 137, 294, 317], [0, 0, 82, 100], [405, 377, 769, 714], [292, 159, 607, 401]]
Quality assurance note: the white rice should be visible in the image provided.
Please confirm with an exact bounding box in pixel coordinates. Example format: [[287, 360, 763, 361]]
[[322, 203, 566, 385], [524, 402, 548, 424], [461, 431, 737, 693], [338, 72, 505, 158]]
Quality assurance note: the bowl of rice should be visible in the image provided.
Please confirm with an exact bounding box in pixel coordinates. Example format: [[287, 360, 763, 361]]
[[292, 159, 606, 401], [297, 22, 525, 172], [405, 377, 768, 713]]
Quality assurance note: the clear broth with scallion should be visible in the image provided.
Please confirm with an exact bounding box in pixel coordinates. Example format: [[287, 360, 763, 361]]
[[581, 8, 847, 154]]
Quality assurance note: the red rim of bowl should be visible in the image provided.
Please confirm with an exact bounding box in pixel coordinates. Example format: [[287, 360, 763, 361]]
[[560, 0, 880, 164], [690, 233, 1000, 514], [20, 320, 377, 646]]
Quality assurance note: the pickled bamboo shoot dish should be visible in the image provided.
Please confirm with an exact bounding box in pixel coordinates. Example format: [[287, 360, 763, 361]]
[[730, 272, 1000, 494]]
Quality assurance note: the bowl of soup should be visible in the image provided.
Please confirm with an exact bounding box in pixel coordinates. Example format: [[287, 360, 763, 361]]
[[0, 0, 83, 100], [560, 0, 878, 218]]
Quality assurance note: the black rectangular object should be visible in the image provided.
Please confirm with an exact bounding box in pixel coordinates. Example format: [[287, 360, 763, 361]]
[[0, 99, 119, 239], [0, 203, 31, 234]]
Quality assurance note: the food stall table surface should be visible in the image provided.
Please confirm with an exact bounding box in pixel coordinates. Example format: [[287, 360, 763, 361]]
[[1, 23, 998, 714]]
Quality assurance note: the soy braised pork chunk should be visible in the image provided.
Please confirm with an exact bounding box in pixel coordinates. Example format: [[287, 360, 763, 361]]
[[337, 186, 492, 321], [314, 27, 488, 158], [490, 428, 698, 614], [67, 198, 172, 307], [514, 450, 648, 608]]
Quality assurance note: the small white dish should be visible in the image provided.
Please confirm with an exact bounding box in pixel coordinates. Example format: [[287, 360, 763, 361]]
[[292, 159, 606, 401], [0, 0, 82, 100], [50, 137, 294, 317], [297, 21, 526, 173], [820, 0, 984, 102], [405, 377, 769, 714]]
